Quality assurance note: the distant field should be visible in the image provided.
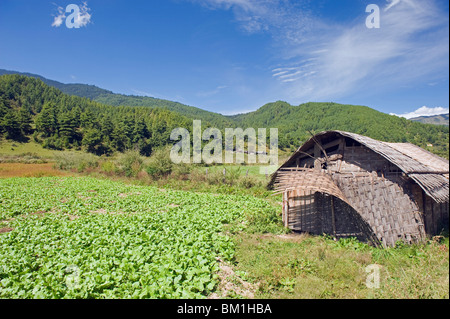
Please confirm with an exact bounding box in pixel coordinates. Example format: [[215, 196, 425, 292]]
[[0, 163, 71, 178], [0, 140, 57, 158]]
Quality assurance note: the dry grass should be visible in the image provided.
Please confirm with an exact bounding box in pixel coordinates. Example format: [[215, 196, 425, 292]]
[[0, 163, 72, 178]]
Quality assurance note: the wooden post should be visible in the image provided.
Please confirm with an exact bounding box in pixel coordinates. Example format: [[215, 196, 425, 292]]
[[331, 196, 337, 238], [285, 191, 290, 228], [314, 144, 321, 170]]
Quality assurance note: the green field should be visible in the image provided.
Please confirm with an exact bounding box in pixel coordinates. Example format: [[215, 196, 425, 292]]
[[0, 176, 448, 299], [0, 176, 274, 298]]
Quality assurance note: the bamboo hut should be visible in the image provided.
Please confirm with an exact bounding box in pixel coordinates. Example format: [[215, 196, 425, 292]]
[[270, 131, 449, 247]]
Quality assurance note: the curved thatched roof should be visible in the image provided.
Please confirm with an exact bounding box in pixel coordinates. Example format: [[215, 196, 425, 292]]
[[271, 130, 449, 203]]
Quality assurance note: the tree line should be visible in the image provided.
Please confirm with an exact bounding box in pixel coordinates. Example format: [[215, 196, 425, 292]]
[[1, 74, 448, 159], [0, 75, 192, 156]]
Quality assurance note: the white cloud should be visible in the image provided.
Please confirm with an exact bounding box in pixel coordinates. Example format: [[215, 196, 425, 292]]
[[191, 0, 449, 106], [191, 0, 315, 36], [390, 106, 449, 119], [280, 0, 449, 102], [51, 5, 66, 27], [75, 2, 92, 28], [51, 2, 92, 28]]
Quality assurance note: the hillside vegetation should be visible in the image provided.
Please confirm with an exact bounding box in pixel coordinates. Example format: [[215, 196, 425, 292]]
[[231, 101, 449, 156], [0, 69, 232, 127], [0, 75, 192, 156], [0, 74, 448, 159]]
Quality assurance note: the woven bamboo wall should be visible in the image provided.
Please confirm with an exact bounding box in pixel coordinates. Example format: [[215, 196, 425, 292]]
[[282, 190, 381, 245], [283, 189, 317, 232], [281, 142, 430, 246], [412, 184, 449, 236], [333, 172, 425, 246], [277, 132, 449, 247]]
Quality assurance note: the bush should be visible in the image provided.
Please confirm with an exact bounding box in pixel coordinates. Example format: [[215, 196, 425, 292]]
[[116, 150, 144, 177], [145, 146, 174, 178], [100, 160, 117, 174], [244, 207, 288, 234], [224, 166, 241, 186], [0, 153, 47, 164], [239, 176, 261, 189], [171, 163, 192, 179], [53, 152, 99, 172], [205, 169, 224, 185], [42, 135, 64, 151]]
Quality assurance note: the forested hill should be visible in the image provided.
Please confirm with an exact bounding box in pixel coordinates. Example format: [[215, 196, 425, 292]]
[[0, 74, 192, 155], [0, 69, 113, 100], [0, 69, 232, 127], [0, 73, 449, 159], [230, 101, 449, 158]]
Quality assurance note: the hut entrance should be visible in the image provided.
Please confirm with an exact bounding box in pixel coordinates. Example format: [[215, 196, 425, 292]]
[[283, 189, 380, 244], [282, 189, 318, 233]]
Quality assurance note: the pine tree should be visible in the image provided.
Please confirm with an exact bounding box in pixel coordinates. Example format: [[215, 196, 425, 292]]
[[18, 108, 33, 135], [35, 102, 57, 137], [58, 112, 77, 141], [2, 111, 22, 140], [82, 128, 103, 154]]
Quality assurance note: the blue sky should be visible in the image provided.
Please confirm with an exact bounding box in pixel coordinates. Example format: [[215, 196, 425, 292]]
[[0, 0, 448, 117]]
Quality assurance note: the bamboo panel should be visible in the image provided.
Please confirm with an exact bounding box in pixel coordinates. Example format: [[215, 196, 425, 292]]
[[334, 172, 425, 245], [273, 169, 350, 206]]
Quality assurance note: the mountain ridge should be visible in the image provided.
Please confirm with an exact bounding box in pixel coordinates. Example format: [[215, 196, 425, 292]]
[[410, 113, 449, 126], [1, 71, 448, 158], [0, 69, 233, 127], [4, 68, 447, 128]]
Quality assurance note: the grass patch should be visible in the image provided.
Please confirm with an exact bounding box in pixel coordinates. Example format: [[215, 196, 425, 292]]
[[0, 139, 58, 158], [232, 233, 449, 299]]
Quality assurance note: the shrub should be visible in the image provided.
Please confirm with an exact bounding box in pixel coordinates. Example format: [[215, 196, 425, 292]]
[[116, 150, 144, 177], [100, 160, 117, 174], [244, 207, 288, 234], [205, 169, 224, 185], [53, 152, 99, 172], [239, 176, 261, 189], [145, 146, 174, 178], [171, 163, 192, 179], [224, 166, 241, 186]]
